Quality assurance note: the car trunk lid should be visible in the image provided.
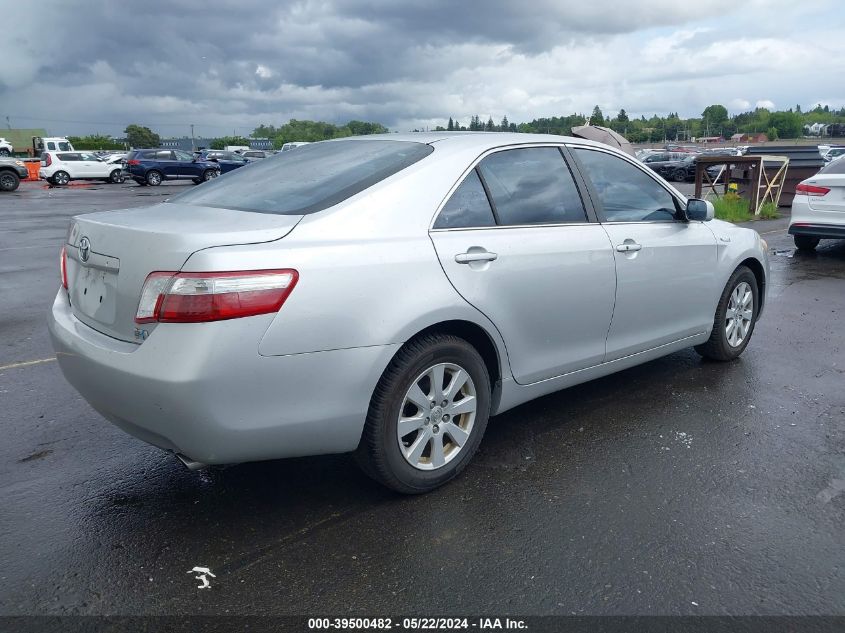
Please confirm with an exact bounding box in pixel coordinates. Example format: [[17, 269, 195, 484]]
[[65, 202, 302, 343]]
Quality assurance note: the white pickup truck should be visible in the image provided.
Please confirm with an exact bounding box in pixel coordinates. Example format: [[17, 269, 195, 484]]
[[0, 137, 13, 156]]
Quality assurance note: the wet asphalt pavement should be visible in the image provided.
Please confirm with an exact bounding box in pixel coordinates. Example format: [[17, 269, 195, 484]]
[[0, 180, 843, 617]]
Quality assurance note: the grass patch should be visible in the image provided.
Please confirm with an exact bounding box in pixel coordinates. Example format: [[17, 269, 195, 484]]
[[711, 192, 780, 222]]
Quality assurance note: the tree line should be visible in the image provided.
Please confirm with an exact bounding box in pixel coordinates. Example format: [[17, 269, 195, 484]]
[[66, 103, 845, 151], [437, 104, 845, 142]]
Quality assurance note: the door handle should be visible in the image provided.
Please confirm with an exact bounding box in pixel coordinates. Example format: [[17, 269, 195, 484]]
[[616, 242, 642, 253], [455, 251, 498, 264]]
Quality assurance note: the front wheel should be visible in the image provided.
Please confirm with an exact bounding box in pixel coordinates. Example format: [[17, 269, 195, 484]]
[[0, 148, 10, 157], [202, 169, 219, 182], [695, 266, 758, 361], [0, 170, 20, 191], [794, 235, 819, 251], [673, 168, 687, 182], [356, 334, 491, 494], [109, 169, 124, 184]]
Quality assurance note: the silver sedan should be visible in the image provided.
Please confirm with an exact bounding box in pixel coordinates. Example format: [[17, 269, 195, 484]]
[[49, 133, 769, 493]]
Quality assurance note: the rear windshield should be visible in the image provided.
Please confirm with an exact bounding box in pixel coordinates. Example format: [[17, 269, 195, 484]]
[[819, 158, 845, 174], [168, 140, 433, 215]]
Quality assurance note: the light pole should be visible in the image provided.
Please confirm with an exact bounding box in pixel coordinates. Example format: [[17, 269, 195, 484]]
[[191, 124, 195, 152]]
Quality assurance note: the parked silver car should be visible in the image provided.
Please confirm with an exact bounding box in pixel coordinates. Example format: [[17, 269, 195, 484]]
[[49, 134, 769, 493]]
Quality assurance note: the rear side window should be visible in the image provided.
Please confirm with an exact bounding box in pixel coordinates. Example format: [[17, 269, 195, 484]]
[[574, 148, 678, 222], [477, 148, 587, 225], [169, 140, 433, 215], [57, 153, 79, 161], [157, 150, 173, 160], [141, 151, 158, 159], [434, 170, 495, 229]]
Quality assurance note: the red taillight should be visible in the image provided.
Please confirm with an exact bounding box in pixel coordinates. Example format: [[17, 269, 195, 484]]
[[135, 269, 298, 324], [44, 154, 52, 166], [126, 159, 141, 166], [795, 183, 830, 197], [60, 246, 68, 289]]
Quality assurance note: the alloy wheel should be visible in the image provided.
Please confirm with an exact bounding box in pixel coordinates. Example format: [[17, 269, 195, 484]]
[[0, 173, 17, 190], [397, 362, 477, 471], [725, 281, 753, 347]]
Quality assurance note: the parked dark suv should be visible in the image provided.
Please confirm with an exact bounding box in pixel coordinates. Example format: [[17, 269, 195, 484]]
[[197, 150, 251, 174], [124, 149, 221, 186]]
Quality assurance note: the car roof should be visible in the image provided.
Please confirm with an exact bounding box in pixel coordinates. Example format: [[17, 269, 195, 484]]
[[324, 132, 614, 153]]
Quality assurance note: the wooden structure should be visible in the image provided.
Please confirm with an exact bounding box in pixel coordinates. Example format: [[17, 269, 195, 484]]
[[694, 155, 789, 215]]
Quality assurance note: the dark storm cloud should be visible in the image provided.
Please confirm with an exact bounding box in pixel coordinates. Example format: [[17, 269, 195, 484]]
[[2, 0, 841, 135]]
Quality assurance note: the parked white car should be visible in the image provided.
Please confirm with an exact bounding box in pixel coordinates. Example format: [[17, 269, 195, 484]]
[[789, 157, 845, 250], [39, 151, 125, 185], [0, 137, 13, 156]]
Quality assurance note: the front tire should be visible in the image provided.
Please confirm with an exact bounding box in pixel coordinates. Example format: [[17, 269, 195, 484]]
[[356, 334, 491, 494], [109, 169, 124, 184], [695, 266, 758, 361], [0, 170, 20, 191], [673, 168, 687, 182], [0, 148, 10, 157], [794, 235, 819, 251], [145, 170, 163, 186], [202, 169, 218, 182]]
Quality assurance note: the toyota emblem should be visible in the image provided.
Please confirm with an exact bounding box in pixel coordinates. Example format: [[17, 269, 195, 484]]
[[79, 237, 91, 263]]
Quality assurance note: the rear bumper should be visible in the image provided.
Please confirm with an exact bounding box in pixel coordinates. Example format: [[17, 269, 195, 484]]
[[48, 290, 399, 464], [788, 223, 845, 239]]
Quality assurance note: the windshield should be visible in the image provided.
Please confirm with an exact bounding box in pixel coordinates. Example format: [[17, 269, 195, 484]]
[[168, 140, 433, 215]]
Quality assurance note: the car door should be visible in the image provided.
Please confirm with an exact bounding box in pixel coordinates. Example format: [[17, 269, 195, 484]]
[[429, 146, 617, 384], [172, 150, 199, 178], [79, 152, 107, 178], [56, 152, 82, 178], [570, 146, 718, 361]]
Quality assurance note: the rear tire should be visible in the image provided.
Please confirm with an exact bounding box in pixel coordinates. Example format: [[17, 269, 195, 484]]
[[695, 266, 758, 361], [673, 169, 687, 182], [202, 169, 218, 182], [191, 178, 202, 185], [145, 170, 162, 186], [52, 171, 70, 186], [0, 170, 20, 191], [355, 334, 491, 494], [794, 235, 819, 251]]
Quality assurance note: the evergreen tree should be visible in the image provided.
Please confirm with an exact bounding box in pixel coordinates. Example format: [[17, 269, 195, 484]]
[[590, 105, 605, 126], [500, 115, 509, 131], [485, 117, 495, 131], [616, 109, 628, 123], [447, 117, 454, 131]]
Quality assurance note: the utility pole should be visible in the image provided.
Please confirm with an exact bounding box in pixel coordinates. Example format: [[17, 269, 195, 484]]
[[190, 124, 195, 152]]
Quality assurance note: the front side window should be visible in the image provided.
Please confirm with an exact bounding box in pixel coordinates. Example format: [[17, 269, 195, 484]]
[[169, 140, 433, 215], [574, 149, 678, 222], [433, 170, 495, 229], [157, 150, 174, 160], [477, 148, 587, 225]]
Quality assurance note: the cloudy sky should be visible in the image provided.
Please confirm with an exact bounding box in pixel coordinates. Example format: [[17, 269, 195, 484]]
[[2, 0, 844, 138]]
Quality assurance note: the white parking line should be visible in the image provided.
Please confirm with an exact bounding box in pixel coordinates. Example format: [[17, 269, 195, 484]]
[[0, 357, 56, 371]]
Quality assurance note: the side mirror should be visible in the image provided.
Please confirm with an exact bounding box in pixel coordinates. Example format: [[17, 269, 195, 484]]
[[685, 198, 714, 222]]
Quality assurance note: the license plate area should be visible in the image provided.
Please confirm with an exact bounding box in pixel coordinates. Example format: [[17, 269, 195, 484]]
[[70, 255, 120, 325]]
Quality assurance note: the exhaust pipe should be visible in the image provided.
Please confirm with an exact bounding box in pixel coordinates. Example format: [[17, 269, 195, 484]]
[[176, 453, 208, 471]]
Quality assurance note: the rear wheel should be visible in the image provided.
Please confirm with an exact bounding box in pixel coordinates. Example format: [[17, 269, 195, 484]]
[[673, 168, 687, 182], [145, 170, 162, 186], [191, 178, 202, 185], [794, 235, 819, 251], [0, 170, 20, 191], [356, 334, 491, 494], [202, 169, 218, 182], [52, 171, 70, 186], [695, 266, 758, 361]]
